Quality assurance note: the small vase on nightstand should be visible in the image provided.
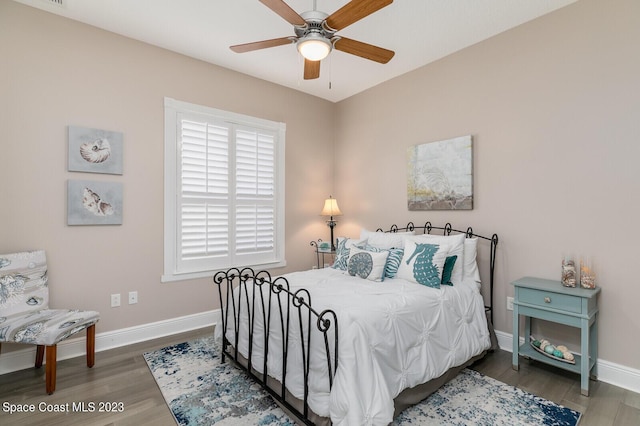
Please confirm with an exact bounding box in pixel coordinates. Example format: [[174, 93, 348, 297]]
[[561, 257, 576, 287], [580, 258, 596, 289]]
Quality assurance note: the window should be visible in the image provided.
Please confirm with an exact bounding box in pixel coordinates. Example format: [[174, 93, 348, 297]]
[[163, 98, 285, 282]]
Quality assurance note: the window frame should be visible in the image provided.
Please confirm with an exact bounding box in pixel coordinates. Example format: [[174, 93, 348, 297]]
[[162, 97, 286, 282]]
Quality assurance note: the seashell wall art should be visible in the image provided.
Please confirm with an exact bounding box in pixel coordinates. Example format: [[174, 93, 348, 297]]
[[67, 180, 122, 225], [68, 125, 123, 174]]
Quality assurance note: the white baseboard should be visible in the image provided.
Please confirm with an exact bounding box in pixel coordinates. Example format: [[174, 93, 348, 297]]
[[494, 329, 640, 394], [0, 309, 221, 375], [2, 318, 638, 396]]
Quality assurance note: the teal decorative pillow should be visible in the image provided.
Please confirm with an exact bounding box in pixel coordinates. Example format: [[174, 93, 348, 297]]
[[396, 237, 449, 288], [347, 247, 389, 282], [420, 233, 466, 284], [441, 255, 458, 286], [361, 245, 404, 279], [383, 247, 404, 278], [332, 237, 367, 271]]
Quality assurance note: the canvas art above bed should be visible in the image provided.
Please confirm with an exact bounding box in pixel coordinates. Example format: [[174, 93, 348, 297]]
[[407, 135, 473, 210]]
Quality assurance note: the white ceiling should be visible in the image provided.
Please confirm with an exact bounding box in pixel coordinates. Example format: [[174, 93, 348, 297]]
[[14, 0, 577, 102]]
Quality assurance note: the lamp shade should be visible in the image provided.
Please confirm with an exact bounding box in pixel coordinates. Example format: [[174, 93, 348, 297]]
[[320, 197, 342, 217]]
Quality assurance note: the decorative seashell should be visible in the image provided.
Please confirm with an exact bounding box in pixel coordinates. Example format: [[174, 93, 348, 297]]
[[82, 187, 114, 216], [563, 352, 575, 361], [556, 345, 568, 352], [26, 296, 44, 306], [59, 320, 79, 329], [540, 339, 550, 350], [0, 275, 26, 304], [544, 344, 556, 354], [80, 138, 111, 163], [14, 321, 45, 343]]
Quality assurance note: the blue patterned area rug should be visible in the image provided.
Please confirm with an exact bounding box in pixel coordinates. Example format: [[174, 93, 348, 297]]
[[144, 336, 581, 426]]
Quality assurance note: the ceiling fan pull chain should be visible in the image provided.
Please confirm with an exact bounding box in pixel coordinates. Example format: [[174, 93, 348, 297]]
[[329, 53, 332, 89]]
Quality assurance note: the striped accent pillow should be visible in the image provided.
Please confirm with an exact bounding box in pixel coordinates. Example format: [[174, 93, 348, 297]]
[[363, 245, 404, 279]]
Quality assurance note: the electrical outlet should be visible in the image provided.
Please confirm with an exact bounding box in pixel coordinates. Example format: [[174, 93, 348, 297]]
[[111, 293, 121, 308], [507, 296, 514, 311], [128, 291, 138, 305]]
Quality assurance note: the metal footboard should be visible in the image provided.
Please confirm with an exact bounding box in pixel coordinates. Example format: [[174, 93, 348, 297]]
[[213, 268, 338, 425]]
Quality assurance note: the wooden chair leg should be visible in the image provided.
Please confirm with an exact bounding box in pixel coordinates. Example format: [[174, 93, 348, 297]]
[[45, 345, 57, 395], [86, 324, 96, 368], [35, 345, 45, 368]]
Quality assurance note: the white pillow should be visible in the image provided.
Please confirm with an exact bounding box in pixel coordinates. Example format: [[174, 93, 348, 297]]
[[347, 246, 389, 282], [359, 229, 414, 249], [463, 238, 481, 283], [419, 233, 465, 284], [396, 236, 449, 288]]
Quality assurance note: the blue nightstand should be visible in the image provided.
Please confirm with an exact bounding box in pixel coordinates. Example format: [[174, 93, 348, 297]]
[[512, 276, 601, 396]]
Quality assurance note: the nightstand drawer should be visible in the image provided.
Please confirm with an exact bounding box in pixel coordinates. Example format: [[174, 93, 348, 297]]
[[518, 288, 582, 314]]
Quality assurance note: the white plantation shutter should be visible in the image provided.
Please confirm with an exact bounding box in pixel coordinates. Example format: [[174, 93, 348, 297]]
[[164, 98, 285, 281], [236, 128, 275, 197], [180, 120, 229, 263], [235, 128, 275, 257]]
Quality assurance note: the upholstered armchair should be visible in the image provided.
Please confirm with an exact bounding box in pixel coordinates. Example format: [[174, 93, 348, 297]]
[[0, 250, 100, 394]]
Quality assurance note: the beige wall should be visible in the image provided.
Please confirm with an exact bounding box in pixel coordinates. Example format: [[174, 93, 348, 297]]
[[2, 0, 639, 372], [334, 0, 640, 369], [0, 1, 334, 350]]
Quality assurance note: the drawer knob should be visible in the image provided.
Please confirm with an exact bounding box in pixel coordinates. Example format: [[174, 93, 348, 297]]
[[544, 297, 551, 303]]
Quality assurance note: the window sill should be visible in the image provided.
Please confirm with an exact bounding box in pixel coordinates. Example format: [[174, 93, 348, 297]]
[[161, 260, 287, 283]]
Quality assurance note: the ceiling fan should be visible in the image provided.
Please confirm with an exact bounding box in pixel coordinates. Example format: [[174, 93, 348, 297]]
[[230, 0, 395, 80]]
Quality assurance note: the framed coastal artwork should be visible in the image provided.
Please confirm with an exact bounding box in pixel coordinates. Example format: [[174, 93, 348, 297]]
[[407, 135, 473, 210], [67, 180, 123, 225], [68, 125, 123, 174]]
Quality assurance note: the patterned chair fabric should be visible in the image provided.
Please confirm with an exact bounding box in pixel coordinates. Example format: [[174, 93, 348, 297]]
[[0, 250, 100, 393]]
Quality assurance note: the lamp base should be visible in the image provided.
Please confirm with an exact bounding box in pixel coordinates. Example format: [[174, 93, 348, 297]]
[[327, 218, 337, 251]]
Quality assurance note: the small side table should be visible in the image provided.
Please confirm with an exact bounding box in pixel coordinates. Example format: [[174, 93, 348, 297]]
[[512, 276, 600, 396], [310, 240, 335, 269]]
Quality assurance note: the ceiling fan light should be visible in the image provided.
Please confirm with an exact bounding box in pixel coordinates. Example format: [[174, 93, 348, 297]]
[[297, 34, 332, 61]]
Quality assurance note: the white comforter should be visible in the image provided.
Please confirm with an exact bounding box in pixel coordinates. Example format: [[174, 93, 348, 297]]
[[221, 268, 491, 426]]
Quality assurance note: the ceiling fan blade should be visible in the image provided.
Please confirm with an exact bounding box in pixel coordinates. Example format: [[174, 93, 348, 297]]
[[334, 37, 395, 63], [304, 59, 320, 80], [325, 0, 393, 31], [230, 37, 295, 53], [259, 0, 306, 26]]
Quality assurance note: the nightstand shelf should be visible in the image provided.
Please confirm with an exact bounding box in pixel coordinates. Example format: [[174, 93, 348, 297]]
[[518, 343, 587, 376], [310, 240, 335, 269], [512, 276, 601, 396]]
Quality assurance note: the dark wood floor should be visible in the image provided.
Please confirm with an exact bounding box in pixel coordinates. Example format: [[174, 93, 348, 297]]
[[470, 348, 640, 426], [1, 327, 638, 425]]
